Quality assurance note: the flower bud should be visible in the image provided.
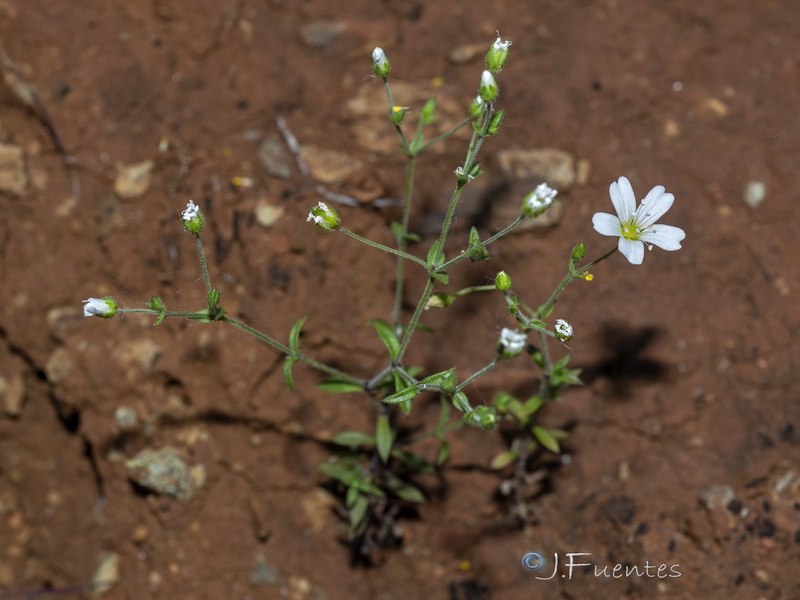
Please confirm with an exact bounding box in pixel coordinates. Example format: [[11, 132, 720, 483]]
[[571, 243, 586, 261], [390, 105, 408, 125], [181, 200, 205, 234], [555, 319, 573, 342], [82, 297, 118, 318], [371, 47, 391, 77], [497, 327, 527, 359], [485, 32, 512, 73], [306, 202, 341, 231], [522, 183, 558, 217], [478, 70, 498, 103], [469, 95, 486, 121], [495, 271, 512, 292], [464, 406, 498, 430]]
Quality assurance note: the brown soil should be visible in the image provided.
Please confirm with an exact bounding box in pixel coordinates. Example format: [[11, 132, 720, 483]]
[[1, 1, 798, 599]]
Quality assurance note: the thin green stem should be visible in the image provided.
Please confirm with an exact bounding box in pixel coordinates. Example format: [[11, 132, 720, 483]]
[[537, 246, 618, 319], [222, 316, 365, 386], [437, 216, 524, 272], [118, 308, 206, 319], [195, 235, 213, 296], [397, 277, 435, 360], [536, 329, 552, 398], [392, 156, 417, 331], [339, 227, 429, 270], [382, 78, 409, 150], [456, 358, 500, 391], [415, 117, 470, 153]]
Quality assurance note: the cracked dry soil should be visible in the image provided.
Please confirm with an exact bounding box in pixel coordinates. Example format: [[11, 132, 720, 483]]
[[1, 1, 799, 599]]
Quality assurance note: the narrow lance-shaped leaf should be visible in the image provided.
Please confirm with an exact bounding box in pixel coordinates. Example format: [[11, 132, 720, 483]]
[[376, 415, 394, 464]]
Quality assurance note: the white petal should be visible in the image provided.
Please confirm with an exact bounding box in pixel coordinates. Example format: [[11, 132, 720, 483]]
[[640, 224, 685, 250], [610, 176, 636, 220], [636, 189, 674, 227], [618, 238, 644, 265], [592, 212, 621, 236]]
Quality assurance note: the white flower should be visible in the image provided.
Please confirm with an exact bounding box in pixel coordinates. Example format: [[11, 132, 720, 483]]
[[498, 327, 527, 359], [592, 176, 685, 265], [371, 47, 390, 77], [82, 297, 118, 318], [522, 183, 558, 217], [555, 319, 573, 342], [307, 202, 340, 231], [182, 200, 199, 221]]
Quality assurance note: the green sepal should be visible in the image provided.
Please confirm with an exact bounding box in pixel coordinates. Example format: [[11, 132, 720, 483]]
[[432, 271, 449, 285], [426, 292, 455, 309], [289, 316, 308, 353], [317, 378, 364, 393], [466, 226, 490, 262], [451, 390, 471, 412], [207, 288, 221, 307], [283, 357, 298, 391], [369, 319, 400, 361], [375, 415, 394, 464], [329, 431, 375, 449]]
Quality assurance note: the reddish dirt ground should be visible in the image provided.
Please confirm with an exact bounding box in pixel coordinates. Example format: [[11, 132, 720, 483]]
[[1, 1, 799, 599]]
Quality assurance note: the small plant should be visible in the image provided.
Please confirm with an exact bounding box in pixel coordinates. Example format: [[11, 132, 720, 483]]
[[83, 33, 685, 561]]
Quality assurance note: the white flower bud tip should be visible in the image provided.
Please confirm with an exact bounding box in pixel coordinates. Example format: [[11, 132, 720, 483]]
[[523, 183, 558, 217], [498, 327, 527, 358], [555, 319, 573, 342], [82, 297, 118, 318]]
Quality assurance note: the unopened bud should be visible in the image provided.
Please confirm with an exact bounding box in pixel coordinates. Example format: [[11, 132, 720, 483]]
[[495, 271, 512, 292], [478, 70, 498, 103], [522, 183, 558, 217], [555, 319, 573, 342], [307, 202, 341, 231], [485, 32, 512, 73], [371, 47, 391, 77]]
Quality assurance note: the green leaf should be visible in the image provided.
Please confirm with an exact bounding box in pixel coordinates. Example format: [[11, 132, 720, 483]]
[[368, 319, 400, 361], [419, 368, 457, 393], [383, 474, 425, 503], [375, 415, 394, 464], [436, 436, 450, 466], [316, 378, 364, 393], [490, 449, 519, 470], [318, 463, 384, 496], [466, 226, 490, 262], [420, 97, 437, 125], [330, 431, 375, 449], [391, 449, 435, 474], [283, 357, 298, 391], [348, 492, 369, 530], [382, 385, 420, 405], [426, 240, 444, 267], [432, 271, 449, 285], [533, 425, 561, 453], [289, 316, 308, 353]]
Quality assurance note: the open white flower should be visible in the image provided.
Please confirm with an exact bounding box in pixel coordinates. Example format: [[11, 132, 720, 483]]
[[497, 327, 527, 359], [592, 176, 685, 265]]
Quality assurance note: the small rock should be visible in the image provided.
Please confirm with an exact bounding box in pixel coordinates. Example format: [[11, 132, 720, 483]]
[[0, 374, 26, 418], [255, 201, 285, 227], [299, 21, 346, 49], [125, 447, 196, 501], [299, 145, 363, 185], [497, 148, 577, 190], [251, 553, 282, 586], [258, 137, 292, 179], [44, 347, 75, 383], [449, 42, 486, 65], [114, 339, 162, 371], [114, 406, 139, 431], [0, 143, 27, 196], [114, 160, 154, 199], [699, 484, 736, 510], [744, 180, 766, 208], [91, 551, 120, 596]]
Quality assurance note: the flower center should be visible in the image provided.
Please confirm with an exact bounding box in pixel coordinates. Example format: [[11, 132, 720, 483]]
[[619, 220, 641, 241]]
